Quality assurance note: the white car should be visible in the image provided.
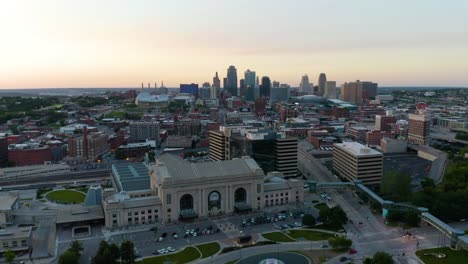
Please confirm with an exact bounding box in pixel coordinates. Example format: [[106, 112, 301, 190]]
[[167, 247, 175, 252]]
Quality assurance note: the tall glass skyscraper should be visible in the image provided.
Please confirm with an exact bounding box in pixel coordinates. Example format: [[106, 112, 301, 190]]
[[226, 65, 238, 96], [260, 76, 271, 98], [318, 73, 327, 96]]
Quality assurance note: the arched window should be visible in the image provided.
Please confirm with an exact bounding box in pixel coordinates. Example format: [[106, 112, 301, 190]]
[[208, 191, 221, 210], [234, 188, 247, 203], [180, 194, 194, 210]]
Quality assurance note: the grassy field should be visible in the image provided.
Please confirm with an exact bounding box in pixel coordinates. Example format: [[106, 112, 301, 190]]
[[138, 247, 200, 264], [46, 190, 86, 204], [262, 232, 296, 242], [196, 242, 221, 258], [314, 203, 329, 213], [288, 230, 333, 241], [416, 247, 468, 264]]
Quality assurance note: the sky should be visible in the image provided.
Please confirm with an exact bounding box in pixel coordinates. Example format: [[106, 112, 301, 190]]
[[1, 0, 468, 89]]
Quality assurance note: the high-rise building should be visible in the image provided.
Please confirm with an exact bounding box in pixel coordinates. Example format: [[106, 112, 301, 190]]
[[180, 83, 199, 97], [226, 65, 238, 96], [222, 77, 227, 90], [210, 86, 218, 99], [260, 76, 271, 98], [246, 86, 255, 101], [212, 72, 221, 89], [0, 137, 7, 167], [68, 128, 109, 161], [198, 87, 211, 100], [239, 79, 246, 97], [300, 75, 311, 94], [324, 81, 337, 99], [333, 142, 383, 185], [318, 73, 327, 96], [375, 115, 397, 132], [130, 122, 160, 143], [272, 81, 280, 88], [408, 112, 430, 145], [244, 69, 256, 89], [270, 87, 290, 103], [361, 82, 378, 100], [202, 82, 210, 88], [208, 128, 298, 177], [341, 81, 363, 104]]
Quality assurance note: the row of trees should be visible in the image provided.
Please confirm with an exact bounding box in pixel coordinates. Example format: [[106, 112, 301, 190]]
[[58, 240, 136, 264], [363, 252, 394, 264], [318, 205, 348, 228]]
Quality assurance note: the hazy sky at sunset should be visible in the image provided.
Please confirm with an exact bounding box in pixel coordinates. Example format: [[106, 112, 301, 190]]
[[1, 0, 468, 88]]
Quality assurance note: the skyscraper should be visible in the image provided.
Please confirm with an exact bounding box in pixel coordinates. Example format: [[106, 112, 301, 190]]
[[324, 81, 337, 99], [244, 69, 256, 89], [318, 73, 327, 96], [408, 105, 430, 145], [300, 75, 311, 94], [361, 81, 378, 100], [223, 78, 227, 89], [260, 76, 271, 98], [212, 72, 221, 89], [341, 81, 363, 104], [239, 79, 246, 97], [226, 65, 238, 96]]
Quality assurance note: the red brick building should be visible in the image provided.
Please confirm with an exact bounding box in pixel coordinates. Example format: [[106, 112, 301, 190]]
[[332, 107, 349, 119], [366, 130, 392, 147], [8, 146, 52, 166]]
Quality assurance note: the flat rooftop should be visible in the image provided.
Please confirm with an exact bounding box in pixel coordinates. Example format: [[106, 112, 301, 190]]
[[334, 142, 382, 157]]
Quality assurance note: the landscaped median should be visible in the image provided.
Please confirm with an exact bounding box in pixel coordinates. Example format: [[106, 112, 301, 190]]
[[137, 242, 221, 264], [416, 247, 468, 264], [196, 242, 221, 259], [261, 229, 334, 242], [138, 246, 200, 264]]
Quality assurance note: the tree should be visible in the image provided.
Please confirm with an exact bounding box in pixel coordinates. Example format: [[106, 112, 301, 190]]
[[59, 250, 80, 264], [302, 213, 316, 226], [92, 248, 116, 264], [380, 170, 411, 200], [120, 240, 136, 264], [371, 251, 394, 264], [97, 240, 110, 256], [109, 243, 120, 260], [4, 249, 15, 264], [328, 236, 352, 249], [115, 149, 127, 160], [70, 240, 83, 257]]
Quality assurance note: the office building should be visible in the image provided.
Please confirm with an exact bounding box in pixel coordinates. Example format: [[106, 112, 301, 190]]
[[213, 72, 221, 89], [300, 75, 311, 94], [244, 69, 256, 90], [223, 78, 227, 90], [198, 86, 211, 100], [239, 79, 246, 97], [324, 81, 337, 99], [208, 127, 298, 177], [0, 137, 7, 167], [270, 87, 290, 103], [361, 81, 378, 100], [375, 115, 397, 132], [366, 130, 392, 147], [180, 83, 199, 97], [226, 65, 238, 96], [333, 142, 383, 185], [318, 73, 327, 96], [341, 81, 363, 104], [408, 113, 431, 145], [68, 128, 109, 161], [129, 122, 160, 143], [260, 76, 271, 98], [7, 146, 53, 166]]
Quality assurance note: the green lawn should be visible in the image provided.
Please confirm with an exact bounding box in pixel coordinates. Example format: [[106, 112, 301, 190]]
[[196, 242, 221, 258], [45, 190, 86, 204], [416, 247, 468, 264], [314, 203, 329, 213], [288, 230, 333, 241], [262, 232, 296, 242], [138, 247, 200, 264]]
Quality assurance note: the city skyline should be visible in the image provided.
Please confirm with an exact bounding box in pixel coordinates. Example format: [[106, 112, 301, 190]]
[[1, 1, 468, 89]]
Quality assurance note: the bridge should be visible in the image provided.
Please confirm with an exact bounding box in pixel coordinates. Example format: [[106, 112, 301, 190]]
[[306, 180, 468, 250]]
